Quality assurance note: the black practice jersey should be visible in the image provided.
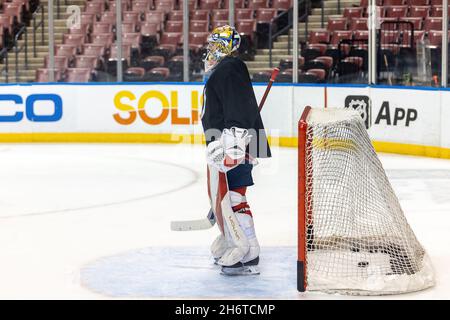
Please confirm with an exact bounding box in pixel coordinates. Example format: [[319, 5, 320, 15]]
[[201, 56, 271, 158]]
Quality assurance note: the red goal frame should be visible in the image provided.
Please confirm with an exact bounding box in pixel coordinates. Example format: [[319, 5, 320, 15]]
[[297, 106, 312, 292]]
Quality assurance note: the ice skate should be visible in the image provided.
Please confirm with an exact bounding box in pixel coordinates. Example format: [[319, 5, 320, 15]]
[[221, 257, 260, 276]]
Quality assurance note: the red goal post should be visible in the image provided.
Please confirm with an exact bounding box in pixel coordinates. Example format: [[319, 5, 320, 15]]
[[297, 106, 311, 292]]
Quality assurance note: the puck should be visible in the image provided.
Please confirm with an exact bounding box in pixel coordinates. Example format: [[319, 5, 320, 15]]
[[358, 261, 369, 268]]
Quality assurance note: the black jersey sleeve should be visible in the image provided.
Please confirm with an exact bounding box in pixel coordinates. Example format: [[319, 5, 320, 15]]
[[214, 59, 259, 130]]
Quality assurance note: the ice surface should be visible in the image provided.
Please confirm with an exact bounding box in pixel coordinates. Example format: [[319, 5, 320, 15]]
[[81, 247, 298, 299], [0, 143, 448, 299]]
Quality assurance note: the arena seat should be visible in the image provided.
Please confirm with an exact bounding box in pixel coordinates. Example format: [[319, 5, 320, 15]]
[[309, 30, 330, 44], [276, 69, 293, 82], [306, 68, 326, 82], [178, 0, 198, 11], [166, 21, 183, 32], [190, 20, 209, 32], [252, 69, 273, 82], [140, 22, 159, 53], [80, 13, 95, 28], [35, 68, 62, 82], [82, 44, 106, 57], [409, 6, 430, 17], [124, 67, 146, 81], [278, 56, 305, 71], [329, 30, 353, 47], [63, 34, 85, 53], [384, 0, 407, 5], [350, 18, 368, 30], [354, 30, 369, 40], [298, 72, 320, 83], [75, 55, 98, 69], [145, 11, 165, 31], [255, 8, 277, 23], [147, 67, 170, 81], [107, 44, 131, 73], [101, 11, 118, 24], [384, 6, 409, 18], [66, 68, 92, 82], [343, 7, 364, 19], [153, 32, 182, 58], [236, 9, 254, 20], [328, 18, 348, 31], [302, 43, 327, 61], [108, 0, 128, 12], [154, 0, 176, 13], [247, 0, 269, 9], [424, 17, 442, 31], [166, 56, 186, 80], [380, 30, 400, 44], [198, 0, 221, 10], [0, 14, 13, 32], [191, 10, 210, 22], [44, 56, 69, 72], [212, 9, 229, 22], [430, 6, 450, 17], [336, 59, 361, 83], [92, 23, 112, 34], [55, 45, 77, 60], [122, 23, 137, 34], [272, 0, 292, 11], [427, 30, 444, 47], [211, 20, 228, 29], [407, 0, 429, 5], [123, 33, 142, 49], [401, 30, 425, 46], [90, 33, 114, 48], [69, 24, 89, 36], [140, 55, 165, 70], [123, 11, 140, 25], [400, 17, 423, 30], [189, 32, 209, 52], [84, 2, 105, 15], [168, 10, 184, 21], [315, 56, 334, 70], [236, 19, 256, 39], [222, 0, 245, 9]]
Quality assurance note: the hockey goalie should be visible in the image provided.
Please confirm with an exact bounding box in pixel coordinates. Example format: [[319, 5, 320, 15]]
[[201, 26, 271, 275]]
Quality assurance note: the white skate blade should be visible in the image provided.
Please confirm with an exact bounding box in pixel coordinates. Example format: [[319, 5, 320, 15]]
[[221, 265, 260, 276]]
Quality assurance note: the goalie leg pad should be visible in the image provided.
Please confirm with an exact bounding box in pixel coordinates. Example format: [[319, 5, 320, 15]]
[[210, 234, 228, 260], [217, 189, 260, 267], [217, 212, 260, 267]]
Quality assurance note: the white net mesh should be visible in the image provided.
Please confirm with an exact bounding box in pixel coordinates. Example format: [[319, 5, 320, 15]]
[[301, 108, 434, 295]]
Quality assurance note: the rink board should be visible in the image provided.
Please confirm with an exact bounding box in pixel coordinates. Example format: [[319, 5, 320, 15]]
[[0, 83, 449, 158]]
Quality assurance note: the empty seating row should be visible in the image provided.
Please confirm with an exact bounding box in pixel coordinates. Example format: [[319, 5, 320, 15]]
[[328, 16, 447, 31], [344, 5, 450, 19]]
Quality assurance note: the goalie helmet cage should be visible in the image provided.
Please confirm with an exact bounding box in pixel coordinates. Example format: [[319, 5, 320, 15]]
[[297, 106, 435, 295]]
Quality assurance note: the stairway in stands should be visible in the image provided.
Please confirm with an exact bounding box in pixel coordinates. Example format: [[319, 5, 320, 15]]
[[0, 0, 85, 83], [245, 0, 360, 76]]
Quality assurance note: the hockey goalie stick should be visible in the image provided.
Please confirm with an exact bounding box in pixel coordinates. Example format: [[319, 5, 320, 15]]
[[170, 67, 280, 231]]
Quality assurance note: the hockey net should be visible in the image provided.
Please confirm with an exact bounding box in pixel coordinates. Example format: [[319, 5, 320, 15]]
[[297, 106, 434, 295]]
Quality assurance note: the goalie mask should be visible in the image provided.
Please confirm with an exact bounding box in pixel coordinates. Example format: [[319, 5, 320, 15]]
[[203, 25, 241, 73]]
